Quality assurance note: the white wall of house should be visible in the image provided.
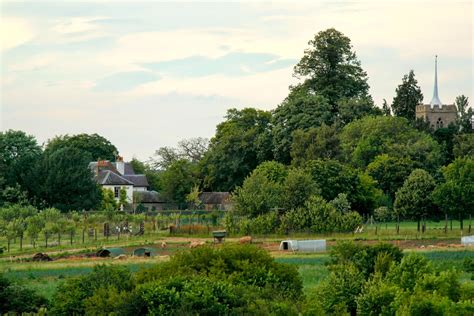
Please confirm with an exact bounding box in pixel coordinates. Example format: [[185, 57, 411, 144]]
[[133, 187, 147, 192], [102, 185, 133, 203]]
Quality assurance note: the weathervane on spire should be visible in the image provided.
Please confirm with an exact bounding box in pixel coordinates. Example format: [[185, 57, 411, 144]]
[[430, 55, 442, 107]]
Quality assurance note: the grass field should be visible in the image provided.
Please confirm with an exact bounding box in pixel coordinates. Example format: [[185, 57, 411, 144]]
[[3, 249, 473, 300]]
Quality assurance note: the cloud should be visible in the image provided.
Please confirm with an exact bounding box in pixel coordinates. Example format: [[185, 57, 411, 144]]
[[0, 17, 34, 52], [143, 52, 296, 77], [93, 71, 160, 92]]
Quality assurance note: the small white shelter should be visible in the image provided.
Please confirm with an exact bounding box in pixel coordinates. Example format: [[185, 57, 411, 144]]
[[279, 240, 326, 252], [461, 236, 474, 246]]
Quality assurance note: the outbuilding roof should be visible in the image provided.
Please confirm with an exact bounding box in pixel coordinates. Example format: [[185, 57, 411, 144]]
[[123, 174, 149, 187], [199, 192, 231, 205]]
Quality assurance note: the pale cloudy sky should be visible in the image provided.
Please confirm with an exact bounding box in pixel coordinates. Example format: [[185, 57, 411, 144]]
[[1, 1, 472, 160]]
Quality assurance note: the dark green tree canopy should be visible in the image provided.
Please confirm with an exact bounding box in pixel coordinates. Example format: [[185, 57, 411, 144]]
[[455, 95, 473, 132], [0, 130, 42, 192], [291, 124, 342, 166], [394, 169, 437, 225], [293, 28, 370, 107], [159, 159, 198, 208], [340, 116, 442, 169], [391, 70, 423, 121], [201, 108, 273, 191], [272, 89, 332, 163], [45, 133, 118, 161], [433, 157, 474, 227], [34, 147, 101, 211]]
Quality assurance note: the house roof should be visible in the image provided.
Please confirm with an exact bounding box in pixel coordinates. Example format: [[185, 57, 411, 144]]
[[199, 192, 231, 205], [97, 170, 134, 186], [111, 162, 136, 175], [134, 190, 164, 203], [123, 174, 149, 187]]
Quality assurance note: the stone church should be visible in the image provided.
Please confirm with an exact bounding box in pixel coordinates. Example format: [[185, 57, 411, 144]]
[[416, 56, 457, 129]]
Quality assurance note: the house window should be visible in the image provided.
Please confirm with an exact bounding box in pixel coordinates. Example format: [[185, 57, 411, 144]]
[[114, 187, 120, 198]]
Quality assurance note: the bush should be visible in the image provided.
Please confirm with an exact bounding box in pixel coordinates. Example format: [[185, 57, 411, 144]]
[[387, 252, 432, 291], [50, 265, 134, 315], [356, 275, 400, 316], [0, 274, 48, 313]]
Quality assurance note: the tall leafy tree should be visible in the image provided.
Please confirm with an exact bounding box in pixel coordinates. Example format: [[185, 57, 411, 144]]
[[291, 124, 342, 166], [201, 108, 273, 191], [272, 89, 333, 163], [34, 147, 101, 211], [433, 157, 474, 229], [159, 159, 198, 208], [453, 133, 474, 158], [336, 97, 382, 126], [394, 169, 436, 231], [293, 28, 370, 108], [45, 133, 118, 161], [391, 70, 423, 121], [454, 95, 473, 132], [0, 130, 42, 194]]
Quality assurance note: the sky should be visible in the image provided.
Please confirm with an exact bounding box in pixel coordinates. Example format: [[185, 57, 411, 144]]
[[1, 0, 472, 160]]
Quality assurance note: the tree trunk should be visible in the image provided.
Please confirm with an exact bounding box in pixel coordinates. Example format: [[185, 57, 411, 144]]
[[82, 229, 85, 243], [445, 214, 448, 234], [417, 219, 420, 232], [460, 215, 464, 231], [45, 233, 48, 248], [20, 235, 23, 250], [397, 215, 400, 234], [70, 232, 73, 245], [7, 239, 10, 252], [58, 233, 61, 246]]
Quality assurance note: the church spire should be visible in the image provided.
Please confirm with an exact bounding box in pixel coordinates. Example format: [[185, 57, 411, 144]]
[[430, 55, 442, 106]]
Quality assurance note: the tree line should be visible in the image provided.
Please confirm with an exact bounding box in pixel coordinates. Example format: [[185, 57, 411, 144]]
[[1, 28, 473, 231]]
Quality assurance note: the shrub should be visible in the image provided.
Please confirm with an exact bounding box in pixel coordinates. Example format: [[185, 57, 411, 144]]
[[387, 252, 432, 291], [0, 274, 48, 313], [50, 265, 134, 315], [356, 274, 400, 316]]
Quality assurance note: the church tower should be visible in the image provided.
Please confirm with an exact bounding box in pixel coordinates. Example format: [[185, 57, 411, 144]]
[[416, 56, 457, 129]]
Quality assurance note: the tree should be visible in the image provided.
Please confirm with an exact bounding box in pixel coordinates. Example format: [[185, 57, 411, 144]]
[[340, 116, 442, 169], [119, 188, 128, 211], [232, 163, 285, 217], [432, 157, 474, 229], [130, 158, 162, 191], [382, 99, 391, 116], [293, 28, 370, 108], [453, 133, 474, 158], [394, 169, 436, 231], [455, 95, 473, 132], [366, 154, 416, 201], [201, 108, 273, 191], [34, 147, 101, 211], [45, 133, 118, 161], [290, 124, 341, 166], [160, 159, 198, 208], [150, 138, 209, 170], [0, 130, 42, 194], [281, 168, 318, 210], [391, 70, 423, 121], [186, 185, 202, 209], [305, 159, 359, 204], [272, 89, 333, 163], [336, 97, 382, 126]]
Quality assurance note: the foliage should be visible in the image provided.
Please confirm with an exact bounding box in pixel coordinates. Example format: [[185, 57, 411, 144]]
[[455, 95, 473, 132], [432, 157, 474, 227], [272, 89, 333, 163], [33, 147, 101, 211], [45, 133, 118, 161], [290, 124, 341, 166], [336, 97, 382, 126], [293, 28, 370, 108], [366, 154, 416, 200], [453, 133, 474, 158], [201, 108, 273, 191], [0, 130, 42, 196], [50, 265, 134, 315], [100, 188, 118, 211], [0, 273, 48, 313], [374, 206, 392, 222], [390, 70, 423, 121], [185, 185, 202, 209], [280, 195, 362, 233], [150, 137, 209, 170], [340, 116, 442, 169], [394, 169, 437, 225], [232, 161, 287, 217], [356, 274, 399, 316], [159, 159, 198, 208], [281, 167, 318, 210]]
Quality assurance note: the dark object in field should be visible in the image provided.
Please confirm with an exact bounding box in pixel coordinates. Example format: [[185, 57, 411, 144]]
[[133, 247, 156, 257], [32, 252, 52, 261], [212, 230, 227, 243], [96, 248, 125, 258]]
